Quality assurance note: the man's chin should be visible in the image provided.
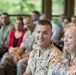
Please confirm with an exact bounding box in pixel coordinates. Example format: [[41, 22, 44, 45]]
[[37, 42, 43, 44], [37, 43, 44, 47]]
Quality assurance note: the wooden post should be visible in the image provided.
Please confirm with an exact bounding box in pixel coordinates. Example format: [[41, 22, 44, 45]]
[[42, 0, 52, 20]]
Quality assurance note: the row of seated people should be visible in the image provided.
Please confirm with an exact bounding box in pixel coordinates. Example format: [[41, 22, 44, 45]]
[[1, 13, 75, 75], [0, 11, 76, 75], [23, 22, 76, 75], [0, 12, 61, 75], [0, 12, 36, 75]]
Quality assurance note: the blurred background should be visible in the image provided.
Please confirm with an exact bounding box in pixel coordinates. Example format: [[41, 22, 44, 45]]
[[0, 0, 75, 24]]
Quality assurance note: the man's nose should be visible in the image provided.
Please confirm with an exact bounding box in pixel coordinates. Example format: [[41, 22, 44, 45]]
[[39, 33, 43, 38]]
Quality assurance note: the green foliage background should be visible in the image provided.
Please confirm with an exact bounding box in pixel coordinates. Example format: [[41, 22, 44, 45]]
[[0, 0, 65, 24], [0, 0, 42, 24], [0, 0, 41, 14]]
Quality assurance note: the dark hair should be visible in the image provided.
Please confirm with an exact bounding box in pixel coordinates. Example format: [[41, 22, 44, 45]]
[[1, 12, 9, 17], [37, 20, 52, 29], [64, 17, 71, 22], [1, 12, 10, 24], [16, 16, 24, 25], [32, 11, 40, 16]]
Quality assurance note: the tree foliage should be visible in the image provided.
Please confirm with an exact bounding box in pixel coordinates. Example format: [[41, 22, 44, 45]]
[[52, 0, 65, 15], [0, 0, 41, 15]]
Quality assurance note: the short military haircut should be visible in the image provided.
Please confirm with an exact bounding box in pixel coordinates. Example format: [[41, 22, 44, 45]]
[[37, 20, 52, 29], [32, 11, 40, 16], [1, 12, 9, 17]]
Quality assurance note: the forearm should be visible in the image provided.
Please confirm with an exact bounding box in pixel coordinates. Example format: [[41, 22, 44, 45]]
[[16, 47, 24, 56], [24, 51, 31, 57], [14, 47, 19, 50], [23, 66, 32, 75]]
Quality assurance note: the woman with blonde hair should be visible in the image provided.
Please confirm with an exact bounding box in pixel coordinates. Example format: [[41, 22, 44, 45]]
[[48, 24, 76, 75]]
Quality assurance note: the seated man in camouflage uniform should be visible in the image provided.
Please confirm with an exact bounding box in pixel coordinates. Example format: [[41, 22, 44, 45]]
[[23, 20, 62, 75]]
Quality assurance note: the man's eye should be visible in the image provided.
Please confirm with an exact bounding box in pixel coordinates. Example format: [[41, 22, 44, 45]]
[[43, 31, 48, 34], [44, 32, 48, 34], [37, 31, 40, 33]]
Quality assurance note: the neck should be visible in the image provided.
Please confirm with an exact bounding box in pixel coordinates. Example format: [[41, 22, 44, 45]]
[[70, 52, 76, 60], [67, 49, 76, 60], [30, 25, 35, 32], [4, 22, 10, 25], [40, 42, 51, 52], [17, 29, 23, 32]]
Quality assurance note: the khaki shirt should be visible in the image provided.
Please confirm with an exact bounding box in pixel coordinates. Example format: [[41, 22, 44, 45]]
[[20, 30, 35, 52], [28, 43, 62, 75]]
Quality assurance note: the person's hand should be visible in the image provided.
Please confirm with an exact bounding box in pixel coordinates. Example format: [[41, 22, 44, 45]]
[[9, 47, 14, 53], [13, 54, 21, 63], [9, 47, 19, 53]]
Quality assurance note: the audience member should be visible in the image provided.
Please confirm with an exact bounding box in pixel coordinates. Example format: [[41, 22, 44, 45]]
[[48, 24, 76, 75], [71, 16, 76, 24], [62, 17, 71, 28], [56, 17, 71, 51], [31, 11, 40, 25], [0, 13, 14, 57], [8, 17, 26, 53], [23, 20, 62, 75], [23, 15, 30, 30], [58, 14, 67, 30]]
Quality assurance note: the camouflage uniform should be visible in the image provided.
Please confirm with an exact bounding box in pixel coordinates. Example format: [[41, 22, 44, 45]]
[[28, 43, 62, 75]]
